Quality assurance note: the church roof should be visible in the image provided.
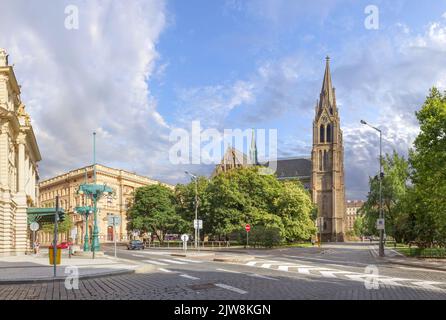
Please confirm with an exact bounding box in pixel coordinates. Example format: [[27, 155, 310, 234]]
[[264, 157, 312, 180]]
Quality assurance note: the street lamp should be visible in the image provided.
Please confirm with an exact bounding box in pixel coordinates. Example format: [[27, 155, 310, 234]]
[[74, 206, 93, 252], [185, 171, 199, 249], [360, 119, 384, 257]]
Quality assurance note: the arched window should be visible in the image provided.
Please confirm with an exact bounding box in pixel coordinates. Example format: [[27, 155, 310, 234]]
[[324, 151, 329, 171], [326, 124, 332, 143], [320, 125, 325, 143], [319, 150, 323, 171]]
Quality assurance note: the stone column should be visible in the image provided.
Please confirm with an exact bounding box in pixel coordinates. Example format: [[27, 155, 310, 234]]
[[13, 133, 28, 254], [0, 123, 13, 255]]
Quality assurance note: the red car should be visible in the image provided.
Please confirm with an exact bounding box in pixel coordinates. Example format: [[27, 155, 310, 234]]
[[49, 242, 72, 249]]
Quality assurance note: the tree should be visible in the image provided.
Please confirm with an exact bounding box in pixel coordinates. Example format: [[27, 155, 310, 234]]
[[408, 87, 446, 247], [42, 217, 73, 234], [174, 177, 210, 236], [353, 215, 365, 237], [361, 151, 410, 242], [127, 184, 187, 243], [203, 167, 315, 242], [275, 181, 316, 241]]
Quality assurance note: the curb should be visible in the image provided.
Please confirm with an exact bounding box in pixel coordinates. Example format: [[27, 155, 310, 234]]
[[0, 268, 137, 285], [382, 258, 446, 272]]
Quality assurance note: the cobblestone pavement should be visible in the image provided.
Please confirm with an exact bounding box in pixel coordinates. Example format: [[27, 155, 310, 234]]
[[1, 243, 446, 300]]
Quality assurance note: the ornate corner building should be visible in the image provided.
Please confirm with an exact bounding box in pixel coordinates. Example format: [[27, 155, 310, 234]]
[[0, 49, 41, 256], [311, 57, 346, 242]]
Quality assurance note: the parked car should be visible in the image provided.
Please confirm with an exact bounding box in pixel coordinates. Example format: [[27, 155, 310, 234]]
[[49, 241, 73, 249], [127, 240, 145, 250]]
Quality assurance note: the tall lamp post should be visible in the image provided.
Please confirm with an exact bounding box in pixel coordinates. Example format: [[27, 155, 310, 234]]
[[185, 171, 198, 249], [360, 120, 384, 257], [75, 132, 113, 258]]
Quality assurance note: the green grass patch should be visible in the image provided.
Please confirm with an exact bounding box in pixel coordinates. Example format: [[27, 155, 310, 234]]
[[395, 247, 446, 258]]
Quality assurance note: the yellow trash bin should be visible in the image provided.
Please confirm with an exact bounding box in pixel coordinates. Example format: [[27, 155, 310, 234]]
[[49, 247, 61, 265]]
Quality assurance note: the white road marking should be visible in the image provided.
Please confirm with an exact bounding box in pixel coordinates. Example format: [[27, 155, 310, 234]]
[[132, 254, 146, 258], [248, 273, 278, 281], [143, 260, 168, 266], [216, 268, 242, 274], [320, 270, 352, 278], [246, 261, 258, 266], [158, 258, 187, 265], [411, 281, 444, 290], [278, 266, 289, 272], [180, 274, 200, 280], [175, 258, 203, 263], [215, 283, 247, 295], [261, 264, 272, 268], [159, 268, 172, 273]]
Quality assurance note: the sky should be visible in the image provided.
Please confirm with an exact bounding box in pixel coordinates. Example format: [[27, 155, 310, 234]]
[[1, 0, 446, 200]]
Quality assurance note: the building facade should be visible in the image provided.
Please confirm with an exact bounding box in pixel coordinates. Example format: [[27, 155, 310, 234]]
[[345, 200, 365, 232], [0, 49, 41, 256], [311, 57, 346, 242], [37, 164, 168, 245]]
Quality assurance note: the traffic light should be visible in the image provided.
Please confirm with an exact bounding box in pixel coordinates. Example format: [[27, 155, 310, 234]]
[[57, 210, 66, 223]]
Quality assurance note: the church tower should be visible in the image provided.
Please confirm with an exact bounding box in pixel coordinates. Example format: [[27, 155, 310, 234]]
[[311, 57, 345, 242]]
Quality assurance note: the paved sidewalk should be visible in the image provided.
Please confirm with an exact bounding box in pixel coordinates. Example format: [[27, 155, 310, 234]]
[[0, 253, 143, 283], [369, 245, 446, 272]]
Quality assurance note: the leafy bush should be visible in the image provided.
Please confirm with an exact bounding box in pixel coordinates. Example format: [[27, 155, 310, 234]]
[[236, 225, 282, 248]]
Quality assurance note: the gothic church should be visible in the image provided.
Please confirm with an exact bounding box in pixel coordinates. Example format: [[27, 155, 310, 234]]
[[214, 57, 346, 242]]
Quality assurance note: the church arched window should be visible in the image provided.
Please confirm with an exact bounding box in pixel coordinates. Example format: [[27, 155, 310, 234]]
[[319, 150, 323, 171], [326, 124, 332, 143], [320, 125, 325, 143], [324, 151, 329, 171]]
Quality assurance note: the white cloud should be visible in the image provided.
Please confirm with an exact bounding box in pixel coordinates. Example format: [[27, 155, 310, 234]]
[[0, 0, 175, 182], [174, 80, 255, 129]]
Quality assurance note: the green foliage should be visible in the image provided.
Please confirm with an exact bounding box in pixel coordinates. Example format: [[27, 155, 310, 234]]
[[353, 215, 365, 237], [174, 176, 211, 235], [361, 87, 446, 248], [233, 225, 282, 248], [127, 184, 187, 243], [407, 88, 446, 247], [361, 151, 410, 241], [42, 217, 73, 234], [182, 167, 316, 243]]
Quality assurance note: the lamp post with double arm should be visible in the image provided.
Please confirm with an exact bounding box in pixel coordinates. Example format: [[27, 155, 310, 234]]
[[360, 120, 384, 257]]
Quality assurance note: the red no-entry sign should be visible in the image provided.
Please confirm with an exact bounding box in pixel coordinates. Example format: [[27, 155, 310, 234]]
[[245, 224, 251, 232]]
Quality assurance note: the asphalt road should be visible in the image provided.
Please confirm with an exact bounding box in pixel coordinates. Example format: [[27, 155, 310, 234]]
[[1, 243, 446, 300]]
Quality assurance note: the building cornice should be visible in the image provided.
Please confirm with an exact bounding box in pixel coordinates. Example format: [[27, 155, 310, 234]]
[[39, 164, 171, 189]]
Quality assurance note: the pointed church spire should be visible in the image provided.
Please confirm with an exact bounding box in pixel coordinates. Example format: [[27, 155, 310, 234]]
[[319, 56, 336, 112], [249, 128, 258, 165]]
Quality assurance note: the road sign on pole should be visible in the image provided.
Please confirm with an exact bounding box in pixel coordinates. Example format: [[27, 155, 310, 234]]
[[376, 218, 385, 230], [194, 219, 203, 229], [181, 234, 189, 252], [30, 222, 39, 254]]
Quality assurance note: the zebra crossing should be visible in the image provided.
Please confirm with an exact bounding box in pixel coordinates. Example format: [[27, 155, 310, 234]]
[[132, 254, 203, 268], [243, 259, 446, 291]]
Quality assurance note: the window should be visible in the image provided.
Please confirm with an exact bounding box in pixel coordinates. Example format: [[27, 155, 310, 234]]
[[320, 125, 325, 143], [324, 151, 329, 171], [319, 150, 323, 171], [326, 124, 332, 143]]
